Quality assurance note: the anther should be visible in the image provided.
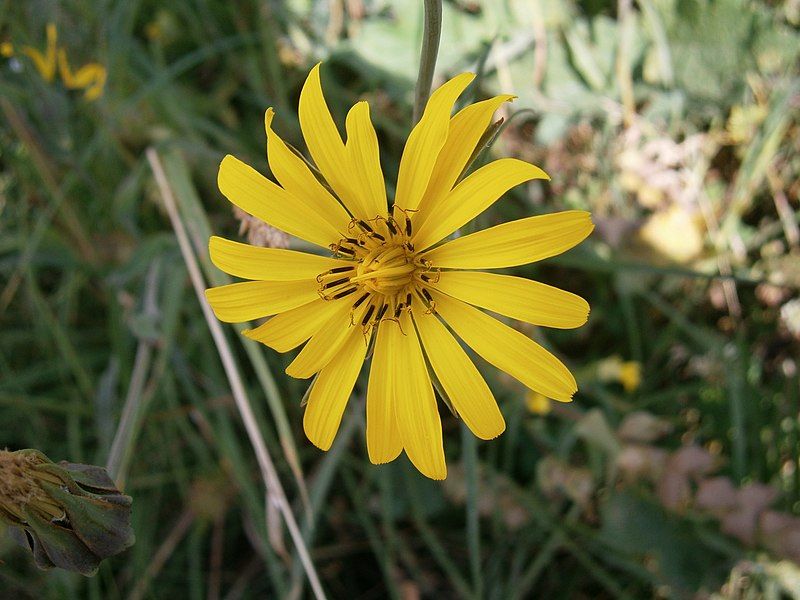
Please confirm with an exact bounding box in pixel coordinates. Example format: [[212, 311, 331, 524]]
[[405, 216, 412, 237], [386, 219, 398, 235], [352, 293, 369, 309], [406, 293, 412, 306], [329, 266, 354, 274], [322, 277, 350, 290], [361, 305, 376, 326], [376, 303, 389, 321], [331, 287, 357, 299], [357, 220, 374, 233], [421, 289, 433, 303]]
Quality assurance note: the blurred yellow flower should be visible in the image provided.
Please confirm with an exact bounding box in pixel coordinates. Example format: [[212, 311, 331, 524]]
[[7, 23, 106, 100], [20, 23, 58, 82], [526, 391, 552, 415], [57, 48, 106, 101], [205, 64, 594, 479], [639, 205, 704, 264], [597, 355, 642, 392]]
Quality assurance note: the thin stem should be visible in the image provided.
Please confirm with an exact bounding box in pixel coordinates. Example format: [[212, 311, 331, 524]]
[[412, 0, 443, 124], [462, 424, 482, 598], [147, 148, 327, 600]]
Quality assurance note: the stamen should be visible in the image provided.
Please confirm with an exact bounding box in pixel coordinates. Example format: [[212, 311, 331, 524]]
[[405, 216, 412, 237], [352, 293, 370, 309], [331, 287, 357, 299], [322, 277, 350, 290], [376, 303, 389, 321], [357, 219, 374, 233], [386, 218, 398, 235], [406, 293, 412, 306], [329, 266, 355, 274], [361, 304, 376, 326]]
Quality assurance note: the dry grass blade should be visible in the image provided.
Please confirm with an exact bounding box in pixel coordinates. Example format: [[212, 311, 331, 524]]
[[146, 147, 327, 600]]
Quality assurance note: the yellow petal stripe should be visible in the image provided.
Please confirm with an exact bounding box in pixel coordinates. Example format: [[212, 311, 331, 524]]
[[210, 236, 350, 281], [413, 310, 505, 440], [264, 108, 353, 232], [394, 73, 475, 211], [413, 158, 549, 251], [204, 279, 320, 323], [366, 323, 403, 464], [413, 94, 515, 226], [285, 301, 363, 379], [391, 311, 446, 480], [298, 63, 362, 219], [345, 102, 388, 219], [303, 326, 368, 451], [431, 290, 577, 402], [422, 210, 594, 269], [432, 271, 590, 329], [243, 298, 345, 352], [218, 155, 343, 248]]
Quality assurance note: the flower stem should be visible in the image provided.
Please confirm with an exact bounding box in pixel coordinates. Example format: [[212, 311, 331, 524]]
[[412, 0, 443, 124]]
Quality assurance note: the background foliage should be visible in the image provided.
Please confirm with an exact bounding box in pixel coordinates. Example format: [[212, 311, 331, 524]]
[[1, 0, 799, 598]]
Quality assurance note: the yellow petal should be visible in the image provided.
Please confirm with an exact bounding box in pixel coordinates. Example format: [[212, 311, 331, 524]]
[[218, 154, 344, 248], [345, 102, 388, 219], [303, 326, 367, 451], [431, 271, 589, 329], [204, 279, 320, 323], [422, 210, 593, 269], [264, 108, 353, 232], [395, 73, 475, 211], [298, 63, 363, 219], [285, 300, 362, 379], [413, 309, 505, 440], [413, 158, 549, 250], [366, 322, 403, 464], [243, 297, 346, 352], [391, 312, 446, 480], [209, 236, 350, 281], [430, 291, 577, 402], [414, 94, 515, 225]]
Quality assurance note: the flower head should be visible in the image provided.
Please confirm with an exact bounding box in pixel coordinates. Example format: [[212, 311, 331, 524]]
[[0, 449, 134, 575], [6, 23, 106, 100], [206, 64, 593, 479]]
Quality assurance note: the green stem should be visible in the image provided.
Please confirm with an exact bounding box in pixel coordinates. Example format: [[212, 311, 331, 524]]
[[412, 0, 443, 124], [462, 424, 483, 598]]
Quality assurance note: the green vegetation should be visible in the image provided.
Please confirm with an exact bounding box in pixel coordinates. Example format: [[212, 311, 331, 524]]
[[1, 0, 799, 597]]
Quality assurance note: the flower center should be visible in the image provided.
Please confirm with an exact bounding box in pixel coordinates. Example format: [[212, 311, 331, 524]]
[[315, 212, 439, 335], [352, 245, 416, 294]]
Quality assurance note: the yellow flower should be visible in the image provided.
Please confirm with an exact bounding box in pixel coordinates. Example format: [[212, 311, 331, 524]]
[[206, 64, 594, 479], [525, 392, 552, 415], [58, 48, 107, 100], [20, 23, 58, 82], [9, 23, 106, 100], [597, 355, 642, 393]]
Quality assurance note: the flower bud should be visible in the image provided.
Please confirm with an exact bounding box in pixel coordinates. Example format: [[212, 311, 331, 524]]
[[0, 449, 134, 576]]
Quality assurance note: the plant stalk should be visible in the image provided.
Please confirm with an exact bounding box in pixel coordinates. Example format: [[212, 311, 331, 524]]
[[412, 0, 443, 124]]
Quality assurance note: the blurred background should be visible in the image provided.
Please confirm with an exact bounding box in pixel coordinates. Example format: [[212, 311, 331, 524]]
[[1, 0, 799, 598]]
